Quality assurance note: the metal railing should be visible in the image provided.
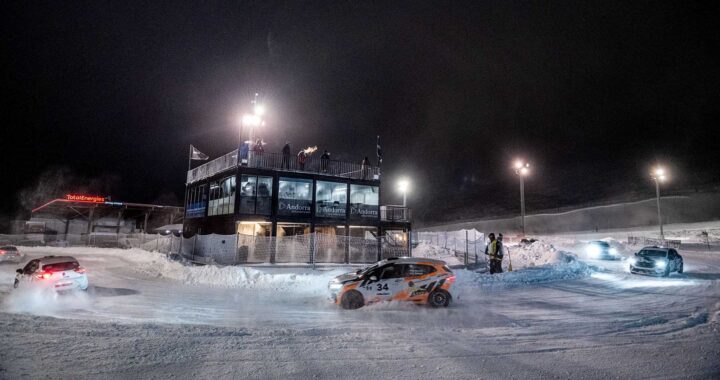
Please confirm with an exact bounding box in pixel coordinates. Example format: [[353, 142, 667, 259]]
[[187, 151, 238, 184], [187, 150, 380, 184], [381, 206, 412, 222]]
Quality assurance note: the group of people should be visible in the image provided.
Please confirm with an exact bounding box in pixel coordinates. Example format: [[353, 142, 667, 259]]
[[483, 232, 505, 274]]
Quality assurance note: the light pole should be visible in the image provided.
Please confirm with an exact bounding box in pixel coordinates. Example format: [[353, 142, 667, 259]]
[[651, 167, 667, 239], [397, 178, 410, 220], [514, 160, 530, 236]]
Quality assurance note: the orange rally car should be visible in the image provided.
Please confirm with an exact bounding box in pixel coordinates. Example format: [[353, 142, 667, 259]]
[[328, 257, 455, 309]]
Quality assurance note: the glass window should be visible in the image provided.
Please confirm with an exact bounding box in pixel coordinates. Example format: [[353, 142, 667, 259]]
[[208, 175, 235, 216], [239, 175, 273, 215], [185, 184, 206, 218], [406, 264, 436, 277], [278, 177, 312, 216], [316, 181, 347, 218], [350, 185, 379, 219]]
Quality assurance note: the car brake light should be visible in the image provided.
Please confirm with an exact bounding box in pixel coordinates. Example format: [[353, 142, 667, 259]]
[[36, 272, 52, 280], [447, 275, 456, 284], [75, 267, 86, 274], [0, 250, 5, 255]]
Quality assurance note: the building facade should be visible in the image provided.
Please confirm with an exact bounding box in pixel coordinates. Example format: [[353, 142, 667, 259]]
[[183, 150, 411, 264]]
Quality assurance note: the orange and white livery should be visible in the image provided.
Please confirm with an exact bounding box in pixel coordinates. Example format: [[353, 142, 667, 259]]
[[328, 257, 455, 309]]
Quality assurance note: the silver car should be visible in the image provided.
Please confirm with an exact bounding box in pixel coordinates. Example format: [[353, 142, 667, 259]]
[[628, 247, 684, 277], [0, 246, 23, 263], [14, 256, 89, 291]]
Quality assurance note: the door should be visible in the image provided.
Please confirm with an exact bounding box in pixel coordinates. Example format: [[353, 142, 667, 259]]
[[360, 264, 406, 303]]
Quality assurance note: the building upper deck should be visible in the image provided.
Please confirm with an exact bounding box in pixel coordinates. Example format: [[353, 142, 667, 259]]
[[186, 150, 381, 184]]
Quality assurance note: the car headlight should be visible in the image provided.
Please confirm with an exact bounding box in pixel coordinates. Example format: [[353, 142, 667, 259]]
[[609, 248, 618, 255], [654, 260, 666, 269], [329, 282, 343, 291], [628, 257, 637, 266], [586, 245, 601, 257]]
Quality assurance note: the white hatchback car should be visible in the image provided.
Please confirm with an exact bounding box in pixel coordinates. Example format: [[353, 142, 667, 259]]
[[14, 256, 89, 291]]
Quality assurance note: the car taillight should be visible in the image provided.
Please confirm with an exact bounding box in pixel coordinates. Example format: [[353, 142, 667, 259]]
[[75, 267, 86, 274], [36, 272, 52, 280], [446, 275, 456, 284], [0, 250, 5, 255]]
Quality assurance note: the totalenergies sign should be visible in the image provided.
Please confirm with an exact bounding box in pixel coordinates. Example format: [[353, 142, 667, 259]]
[[65, 194, 106, 203]]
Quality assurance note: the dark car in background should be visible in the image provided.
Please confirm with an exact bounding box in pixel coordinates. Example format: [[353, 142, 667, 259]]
[[628, 247, 683, 277]]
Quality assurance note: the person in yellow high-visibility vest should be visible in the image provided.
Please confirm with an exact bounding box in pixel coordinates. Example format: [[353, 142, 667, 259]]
[[484, 233, 503, 274]]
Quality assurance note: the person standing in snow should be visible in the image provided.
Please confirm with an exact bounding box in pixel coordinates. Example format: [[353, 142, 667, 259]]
[[495, 233, 505, 273], [484, 233, 502, 274], [282, 142, 291, 169]]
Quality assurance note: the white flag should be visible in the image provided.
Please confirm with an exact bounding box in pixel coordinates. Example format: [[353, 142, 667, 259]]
[[190, 145, 209, 161]]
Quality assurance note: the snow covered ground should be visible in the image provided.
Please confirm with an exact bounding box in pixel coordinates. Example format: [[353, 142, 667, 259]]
[[1, 223, 719, 378]]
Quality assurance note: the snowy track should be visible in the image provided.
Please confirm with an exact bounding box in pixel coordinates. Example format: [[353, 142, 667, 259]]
[[1, 244, 718, 379]]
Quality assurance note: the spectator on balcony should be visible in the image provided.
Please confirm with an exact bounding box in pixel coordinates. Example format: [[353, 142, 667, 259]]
[[252, 139, 264, 155], [282, 142, 291, 169], [239, 141, 250, 166], [320, 150, 330, 172], [297, 150, 307, 170], [361, 156, 370, 179]]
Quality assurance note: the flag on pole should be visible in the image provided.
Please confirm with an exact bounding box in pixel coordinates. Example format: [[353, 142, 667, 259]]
[[190, 145, 209, 161], [376, 135, 383, 167]]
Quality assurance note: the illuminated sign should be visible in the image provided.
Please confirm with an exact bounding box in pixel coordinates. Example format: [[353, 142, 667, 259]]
[[65, 194, 106, 203]]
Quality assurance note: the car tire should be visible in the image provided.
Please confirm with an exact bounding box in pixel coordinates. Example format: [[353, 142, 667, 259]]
[[678, 261, 683, 274], [428, 290, 451, 308], [662, 267, 670, 277], [340, 290, 364, 310]]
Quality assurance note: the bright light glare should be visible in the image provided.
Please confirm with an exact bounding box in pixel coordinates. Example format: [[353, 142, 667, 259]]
[[242, 114, 261, 127], [514, 160, 524, 169], [654, 167, 664, 176], [519, 167, 529, 176], [609, 248, 618, 255], [397, 179, 410, 193], [586, 245, 601, 257], [654, 260, 666, 269], [253, 104, 266, 116]]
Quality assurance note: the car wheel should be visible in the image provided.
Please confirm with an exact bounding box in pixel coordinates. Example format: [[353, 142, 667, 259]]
[[13, 279, 19, 289], [662, 267, 670, 277], [340, 290, 364, 310], [428, 290, 451, 307], [678, 261, 683, 274]]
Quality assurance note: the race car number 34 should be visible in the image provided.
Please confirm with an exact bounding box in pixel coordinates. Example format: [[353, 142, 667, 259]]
[[366, 283, 389, 291]]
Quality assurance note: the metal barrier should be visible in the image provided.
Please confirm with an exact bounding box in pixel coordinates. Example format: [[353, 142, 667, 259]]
[[627, 236, 682, 249], [187, 150, 381, 184]]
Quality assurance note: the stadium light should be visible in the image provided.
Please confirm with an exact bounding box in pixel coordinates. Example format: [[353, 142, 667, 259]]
[[514, 160, 530, 236], [651, 166, 668, 238], [253, 104, 266, 116]]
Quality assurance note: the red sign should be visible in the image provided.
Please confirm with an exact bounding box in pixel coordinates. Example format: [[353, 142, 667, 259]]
[[65, 194, 106, 203]]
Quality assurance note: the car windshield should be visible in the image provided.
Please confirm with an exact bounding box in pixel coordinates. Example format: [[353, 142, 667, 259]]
[[0, 246, 17, 251], [42, 261, 79, 272], [638, 249, 667, 257], [592, 241, 610, 247]]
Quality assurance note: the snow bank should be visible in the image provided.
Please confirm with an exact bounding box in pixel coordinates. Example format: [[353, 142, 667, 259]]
[[454, 240, 593, 290]]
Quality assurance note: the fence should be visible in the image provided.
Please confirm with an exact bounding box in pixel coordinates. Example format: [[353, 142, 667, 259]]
[[627, 236, 682, 249], [0, 232, 409, 266], [413, 229, 486, 267]]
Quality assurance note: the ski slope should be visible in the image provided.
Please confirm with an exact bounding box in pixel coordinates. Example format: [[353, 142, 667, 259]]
[[0, 228, 719, 378]]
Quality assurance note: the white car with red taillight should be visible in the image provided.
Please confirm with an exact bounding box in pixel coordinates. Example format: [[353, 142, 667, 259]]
[[0, 245, 24, 263], [14, 256, 88, 291]]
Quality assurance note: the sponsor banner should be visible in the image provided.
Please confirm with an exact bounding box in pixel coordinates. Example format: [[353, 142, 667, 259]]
[[279, 198, 312, 216], [317, 202, 347, 218], [350, 204, 379, 219]]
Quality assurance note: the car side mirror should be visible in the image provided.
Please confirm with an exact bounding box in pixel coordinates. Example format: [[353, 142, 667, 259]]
[[369, 276, 377, 282], [16, 269, 22, 274]]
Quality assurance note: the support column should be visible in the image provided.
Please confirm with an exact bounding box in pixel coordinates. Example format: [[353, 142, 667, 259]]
[[86, 207, 95, 246]]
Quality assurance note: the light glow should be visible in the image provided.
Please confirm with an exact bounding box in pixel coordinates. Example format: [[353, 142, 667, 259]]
[[253, 104, 266, 116], [397, 178, 410, 194], [242, 114, 262, 127]]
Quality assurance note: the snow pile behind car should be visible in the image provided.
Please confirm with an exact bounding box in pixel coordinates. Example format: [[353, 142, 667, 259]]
[[456, 241, 593, 289]]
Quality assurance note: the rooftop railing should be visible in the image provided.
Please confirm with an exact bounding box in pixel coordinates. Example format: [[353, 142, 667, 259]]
[[380, 205, 412, 222], [187, 150, 381, 184]]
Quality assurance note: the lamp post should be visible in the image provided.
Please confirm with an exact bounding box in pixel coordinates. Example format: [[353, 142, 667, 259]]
[[651, 167, 667, 239], [397, 178, 410, 207], [514, 160, 530, 236]]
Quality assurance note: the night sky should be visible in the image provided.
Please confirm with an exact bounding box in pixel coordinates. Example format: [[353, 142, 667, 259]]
[[2, 1, 719, 223]]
